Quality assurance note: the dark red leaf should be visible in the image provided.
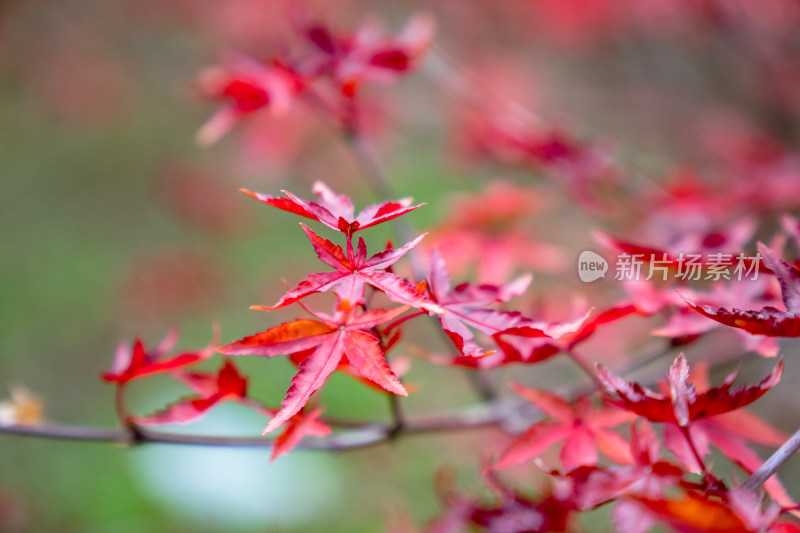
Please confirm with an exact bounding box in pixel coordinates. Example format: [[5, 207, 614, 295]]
[[101, 331, 214, 385], [597, 354, 783, 425], [243, 181, 424, 235]]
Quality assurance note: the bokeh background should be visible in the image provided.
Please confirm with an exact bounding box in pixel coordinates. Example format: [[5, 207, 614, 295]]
[[3, 1, 800, 531]]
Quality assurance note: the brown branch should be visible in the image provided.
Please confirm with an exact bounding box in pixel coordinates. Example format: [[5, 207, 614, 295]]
[[0, 342, 715, 454], [0, 398, 527, 451], [0, 339, 716, 457]]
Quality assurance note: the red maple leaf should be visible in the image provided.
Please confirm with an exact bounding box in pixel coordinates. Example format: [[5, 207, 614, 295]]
[[540, 421, 684, 514], [427, 310, 594, 370], [135, 361, 331, 461], [242, 181, 424, 235], [596, 353, 783, 426], [419, 251, 600, 369], [684, 242, 800, 337], [631, 488, 798, 533], [291, 10, 434, 97], [134, 360, 259, 425], [490, 310, 594, 367], [493, 385, 634, 471], [196, 55, 298, 146], [270, 407, 331, 462], [655, 362, 794, 508], [258, 223, 441, 312], [426, 250, 531, 358], [656, 278, 780, 357], [218, 302, 409, 433], [548, 279, 686, 352], [101, 330, 215, 385], [287, 344, 412, 396]]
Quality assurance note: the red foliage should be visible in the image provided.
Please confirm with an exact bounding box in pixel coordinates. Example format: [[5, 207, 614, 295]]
[[219, 301, 409, 433], [684, 243, 800, 337], [262, 223, 436, 311], [101, 331, 215, 385], [494, 385, 633, 471], [243, 181, 424, 235], [25, 2, 800, 530], [596, 353, 783, 426]]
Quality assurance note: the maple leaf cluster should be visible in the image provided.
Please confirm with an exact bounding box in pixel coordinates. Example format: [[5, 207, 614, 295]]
[[96, 175, 800, 532], [214, 181, 704, 438], [398, 354, 796, 533], [100, 330, 329, 461], [197, 9, 434, 145], [215, 183, 610, 433]]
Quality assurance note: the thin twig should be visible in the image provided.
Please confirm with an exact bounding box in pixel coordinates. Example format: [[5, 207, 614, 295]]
[[742, 425, 800, 493], [343, 128, 424, 273], [344, 130, 396, 205], [0, 422, 386, 450], [565, 349, 605, 390], [0, 399, 522, 450], [611, 343, 675, 378], [342, 122, 498, 402], [0, 346, 730, 452]]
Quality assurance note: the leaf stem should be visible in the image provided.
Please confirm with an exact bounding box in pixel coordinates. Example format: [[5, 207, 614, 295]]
[[114, 384, 126, 425], [387, 392, 405, 437], [114, 384, 145, 444], [344, 128, 396, 204], [680, 424, 708, 475]]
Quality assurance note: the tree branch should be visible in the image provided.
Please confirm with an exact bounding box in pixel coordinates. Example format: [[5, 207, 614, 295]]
[[742, 425, 800, 493], [0, 398, 526, 451], [0, 345, 718, 454]]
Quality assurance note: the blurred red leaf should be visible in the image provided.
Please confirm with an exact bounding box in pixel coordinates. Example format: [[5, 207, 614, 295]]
[[101, 330, 215, 385], [683, 242, 800, 337], [494, 385, 633, 471], [197, 55, 298, 145], [426, 250, 531, 359]]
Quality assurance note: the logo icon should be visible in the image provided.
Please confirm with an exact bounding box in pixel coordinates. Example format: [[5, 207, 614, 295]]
[[578, 251, 608, 282]]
